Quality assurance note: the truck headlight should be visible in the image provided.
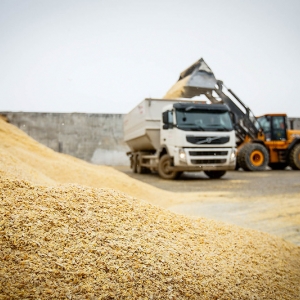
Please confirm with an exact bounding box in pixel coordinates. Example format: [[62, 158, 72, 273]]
[[179, 148, 186, 162], [230, 149, 237, 162]]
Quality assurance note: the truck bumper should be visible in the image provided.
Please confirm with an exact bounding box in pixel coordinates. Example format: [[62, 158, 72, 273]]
[[170, 164, 235, 172], [172, 147, 236, 171]]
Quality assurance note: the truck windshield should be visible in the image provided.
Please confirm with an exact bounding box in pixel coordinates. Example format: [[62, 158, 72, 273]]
[[175, 109, 233, 131]]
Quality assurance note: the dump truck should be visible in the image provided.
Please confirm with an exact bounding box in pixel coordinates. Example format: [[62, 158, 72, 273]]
[[164, 58, 300, 171], [123, 98, 237, 179]]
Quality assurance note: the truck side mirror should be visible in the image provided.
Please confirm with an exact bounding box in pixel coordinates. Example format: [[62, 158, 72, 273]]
[[162, 110, 173, 129], [162, 111, 169, 124]]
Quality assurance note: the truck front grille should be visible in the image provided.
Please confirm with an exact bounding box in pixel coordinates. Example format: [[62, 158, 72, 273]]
[[191, 159, 227, 164], [189, 151, 228, 156], [186, 136, 230, 145]]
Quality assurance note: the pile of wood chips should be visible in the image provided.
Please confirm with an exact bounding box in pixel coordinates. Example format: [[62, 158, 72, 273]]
[[1, 119, 300, 299]]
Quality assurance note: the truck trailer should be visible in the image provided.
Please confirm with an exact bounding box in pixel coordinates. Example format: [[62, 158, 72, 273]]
[[123, 98, 237, 179]]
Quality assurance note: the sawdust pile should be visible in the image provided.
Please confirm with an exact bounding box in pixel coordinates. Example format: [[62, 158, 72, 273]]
[[1, 118, 300, 299], [0, 118, 187, 207]]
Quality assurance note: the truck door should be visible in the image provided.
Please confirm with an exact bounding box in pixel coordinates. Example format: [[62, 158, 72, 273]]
[[161, 110, 175, 147]]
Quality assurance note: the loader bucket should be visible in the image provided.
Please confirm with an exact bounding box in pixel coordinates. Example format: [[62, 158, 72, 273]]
[[163, 58, 217, 99]]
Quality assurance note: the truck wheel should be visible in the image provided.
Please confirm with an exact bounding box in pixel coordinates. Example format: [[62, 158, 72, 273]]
[[238, 143, 269, 171], [204, 170, 226, 179], [136, 154, 147, 174], [158, 154, 179, 180], [132, 154, 137, 173], [269, 163, 287, 170], [176, 171, 183, 178], [289, 144, 300, 170]]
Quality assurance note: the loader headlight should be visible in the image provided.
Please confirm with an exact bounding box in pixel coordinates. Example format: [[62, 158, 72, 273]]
[[179, 148, 186, 162], [230, 149, 237, 162]]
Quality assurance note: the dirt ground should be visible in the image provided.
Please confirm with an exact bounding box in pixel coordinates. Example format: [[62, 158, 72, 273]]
[[114, 166, 300, 246]]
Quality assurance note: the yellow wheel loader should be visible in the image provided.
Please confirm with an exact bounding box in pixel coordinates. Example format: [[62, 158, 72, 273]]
[[164, 58, 300, 171]]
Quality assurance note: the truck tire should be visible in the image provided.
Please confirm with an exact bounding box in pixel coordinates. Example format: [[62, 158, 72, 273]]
[[238, 143, 269, 171], [136, 154, 147, 174], [132, 154, 137, 173], [204, 170, 226, 179], [289, 144, 300, 170], [158, 154, 179, 180]]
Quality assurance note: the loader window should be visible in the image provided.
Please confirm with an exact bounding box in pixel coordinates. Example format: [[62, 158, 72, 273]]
[[271, 116, 286, 141], [257, 116, 271, 140]]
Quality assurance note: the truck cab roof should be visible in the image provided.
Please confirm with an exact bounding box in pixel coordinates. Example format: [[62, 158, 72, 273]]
[[173, 103, 229, 112]]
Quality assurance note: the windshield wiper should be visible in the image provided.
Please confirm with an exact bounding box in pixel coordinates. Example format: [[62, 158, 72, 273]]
[[177, 124, 205, 131], [194, 125, 205, 131], [208, 124, 231, 131]]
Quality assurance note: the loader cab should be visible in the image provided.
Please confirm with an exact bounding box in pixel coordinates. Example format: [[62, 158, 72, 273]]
[[257, 114, 287, 142]]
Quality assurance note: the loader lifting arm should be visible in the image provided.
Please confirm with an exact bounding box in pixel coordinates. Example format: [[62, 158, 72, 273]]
[[211, 80, 261, 145], [163, 58, 261, 146]]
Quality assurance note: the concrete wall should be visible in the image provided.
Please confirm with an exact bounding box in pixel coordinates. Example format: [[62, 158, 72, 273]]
[[3, 112, 130, 166], [1, 112, 300, 166], [288, 118, 300, 130]]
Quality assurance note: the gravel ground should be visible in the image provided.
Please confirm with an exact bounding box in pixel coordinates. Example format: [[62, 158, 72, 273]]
[[114, 167, 300, 245]]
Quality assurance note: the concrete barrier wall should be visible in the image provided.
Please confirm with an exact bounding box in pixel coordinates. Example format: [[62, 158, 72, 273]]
[[288, 118, 300, 130], [3, 112, 130, 166], [2, 112, 300, 166]]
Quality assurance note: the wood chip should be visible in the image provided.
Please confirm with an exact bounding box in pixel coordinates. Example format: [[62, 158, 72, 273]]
[[0, 118, 300, 299]]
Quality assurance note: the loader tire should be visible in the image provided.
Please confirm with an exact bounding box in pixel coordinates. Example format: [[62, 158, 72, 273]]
[[238, 143, 269, 171], [269, 163, 287, 170], [289, 144, 300, 170], [158, 154, 179, 180], [235, 161, 240, 170], [204, 170, 226, 179]]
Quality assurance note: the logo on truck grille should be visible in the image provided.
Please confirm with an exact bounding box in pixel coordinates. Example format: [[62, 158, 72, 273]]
[[186, 136, 229, 145]]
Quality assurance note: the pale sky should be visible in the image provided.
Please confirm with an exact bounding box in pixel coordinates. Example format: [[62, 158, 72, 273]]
[[1, 0, 300, 116]]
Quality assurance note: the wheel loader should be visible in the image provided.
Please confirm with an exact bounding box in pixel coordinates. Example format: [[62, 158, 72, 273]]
[[164, 58, 300, 171]]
